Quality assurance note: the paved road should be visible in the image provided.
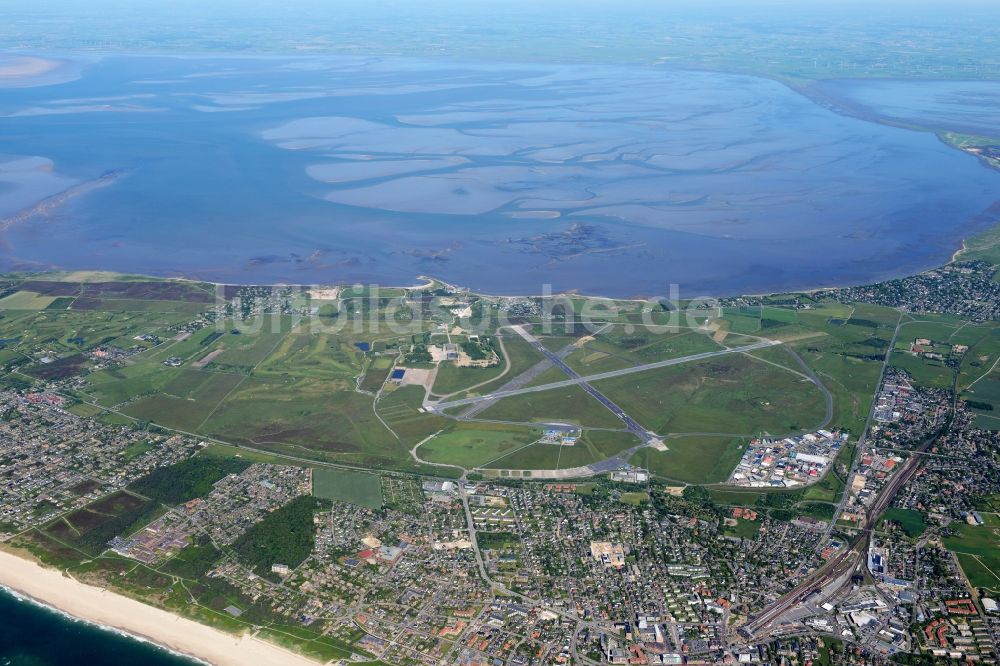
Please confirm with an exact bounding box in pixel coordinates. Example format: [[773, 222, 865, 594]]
[[827, 312, 904, 533], [431, 334, 780, 414]]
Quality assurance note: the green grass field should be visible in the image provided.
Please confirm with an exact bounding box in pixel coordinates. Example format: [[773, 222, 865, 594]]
[[620, 492, 650, 506], [311, 468, 384, 509], [122, 371, 245, 431], [722, 308, 762, 334], [358, 361, 393, 392], [207, 325, 290, 371], [631, 436, 746, 484], [462, 428, 640, 471], [889, 350, 956, 389], [963, 377, 1000, 430], [483, 441, 598, 470], [559, 325, 723, 376], [376, 385, 450, 444], [724, 519, 762, 539], [882, 507, 928, 537], [418, 424, 539, 468], [761, 304, 892, 434], [956, 553, 1000, 591], [707, 487, 769, 506], [592, 353, 827, 436], [944, 513, 1000, 590], [795, 501, 835, 521], [432, 362, 507, 395], [203, 377, 401, 462], [966, 378, 1000, 405], [476, 383, 628, 429], [585, 430, 642, 458]]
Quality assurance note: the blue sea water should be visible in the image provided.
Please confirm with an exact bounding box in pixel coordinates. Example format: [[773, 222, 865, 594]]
[[1, 54, 999, 297], [0, 587, 198, 666]]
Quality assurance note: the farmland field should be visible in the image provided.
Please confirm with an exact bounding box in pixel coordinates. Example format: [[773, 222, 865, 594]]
[[0, 290, 57, 310]]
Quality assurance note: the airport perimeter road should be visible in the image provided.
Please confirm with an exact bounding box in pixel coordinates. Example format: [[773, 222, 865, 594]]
[[430, 334, 780, 413]]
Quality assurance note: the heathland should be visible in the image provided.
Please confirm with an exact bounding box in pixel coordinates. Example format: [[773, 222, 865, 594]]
[[2, 256, 999, 490]]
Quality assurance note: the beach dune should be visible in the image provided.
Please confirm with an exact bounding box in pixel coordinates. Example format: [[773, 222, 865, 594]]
[[0, 549, 321, 666]]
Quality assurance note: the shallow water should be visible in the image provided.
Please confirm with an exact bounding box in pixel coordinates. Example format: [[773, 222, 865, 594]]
[[813, 79, 1000, 139], [1, 55, 998, 297]]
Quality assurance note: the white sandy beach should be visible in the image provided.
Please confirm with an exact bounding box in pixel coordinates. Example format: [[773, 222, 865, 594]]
[[0, 549, 321, 666]]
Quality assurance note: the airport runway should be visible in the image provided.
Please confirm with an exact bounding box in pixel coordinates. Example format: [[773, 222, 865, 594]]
[[431, 332, 780, 414]]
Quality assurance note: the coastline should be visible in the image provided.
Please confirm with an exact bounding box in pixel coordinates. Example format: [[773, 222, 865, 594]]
[[11, 193, 999, 304], [0, 549, 321, 666]]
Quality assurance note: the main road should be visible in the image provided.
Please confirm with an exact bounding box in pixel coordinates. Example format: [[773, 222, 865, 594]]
[[826, 312, 905, 533]]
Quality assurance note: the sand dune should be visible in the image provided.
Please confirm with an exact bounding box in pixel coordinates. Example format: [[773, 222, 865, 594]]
[[0, 549, 320, 666]]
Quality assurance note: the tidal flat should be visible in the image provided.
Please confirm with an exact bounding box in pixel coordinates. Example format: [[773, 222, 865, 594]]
[[1, 55, 999, 297]]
